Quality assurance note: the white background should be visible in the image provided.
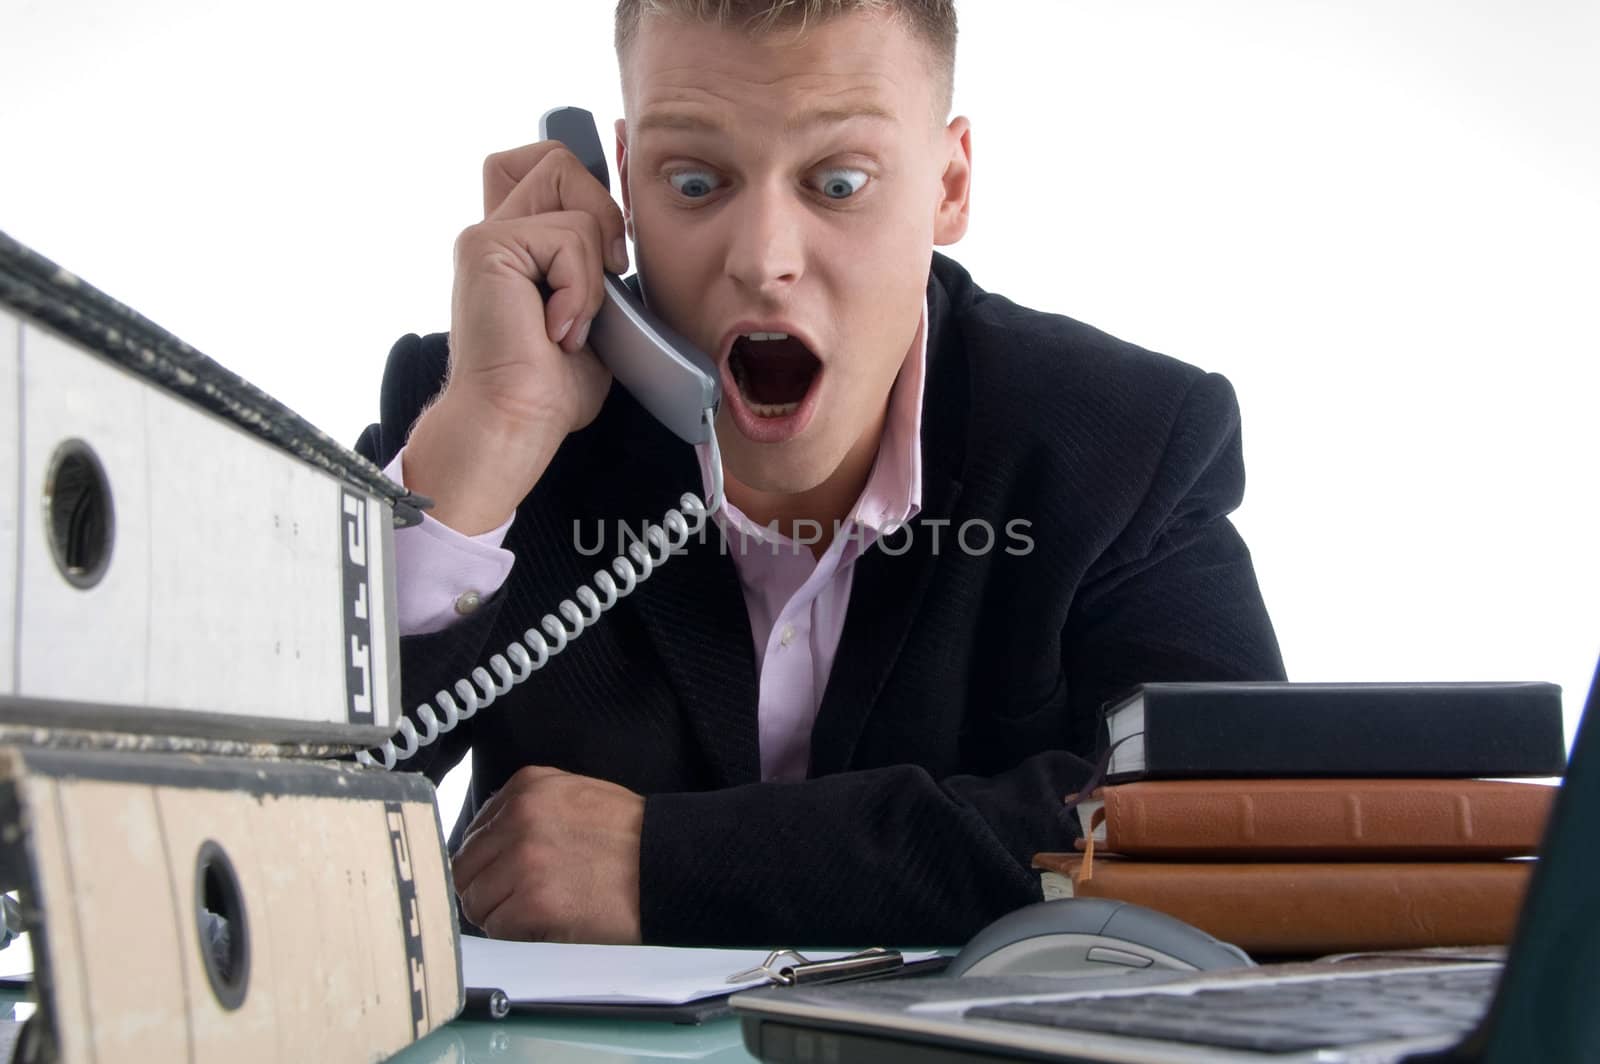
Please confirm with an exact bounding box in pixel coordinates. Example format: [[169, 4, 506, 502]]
[[2, 0, 1596, 856]]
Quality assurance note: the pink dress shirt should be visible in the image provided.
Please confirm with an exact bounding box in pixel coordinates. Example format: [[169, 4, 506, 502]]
[[386, 301, 928, 782]]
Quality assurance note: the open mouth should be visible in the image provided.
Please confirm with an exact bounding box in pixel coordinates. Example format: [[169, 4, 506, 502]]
[[728, 333, 822, 419]]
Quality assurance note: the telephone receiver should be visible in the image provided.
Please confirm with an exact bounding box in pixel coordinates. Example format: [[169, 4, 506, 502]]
[[537, 106, 721, 446]]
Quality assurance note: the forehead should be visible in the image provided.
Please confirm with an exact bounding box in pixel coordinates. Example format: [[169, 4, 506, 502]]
[[622, 10, 936, 132]]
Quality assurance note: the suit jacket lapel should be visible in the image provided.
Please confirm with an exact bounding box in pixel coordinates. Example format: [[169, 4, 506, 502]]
[[625, 520, 763, 788], [808, 261, 970, 776], [579, 392, 763, 789], [808, 469, 962, 776]]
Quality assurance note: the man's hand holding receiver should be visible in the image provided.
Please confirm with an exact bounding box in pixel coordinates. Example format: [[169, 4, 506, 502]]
[[451, 766, 646, 944], [403, 142, 627, 536]]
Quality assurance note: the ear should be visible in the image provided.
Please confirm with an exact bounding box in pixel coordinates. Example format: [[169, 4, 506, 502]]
[[615, 118, 636, 242], [933, 116, 972, 246]]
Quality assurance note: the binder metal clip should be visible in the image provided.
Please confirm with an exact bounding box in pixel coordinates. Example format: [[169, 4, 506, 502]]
[[727, 947, 905, 987]]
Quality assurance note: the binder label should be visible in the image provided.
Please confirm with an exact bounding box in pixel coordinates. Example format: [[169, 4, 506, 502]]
[[342, 490, 375, 725], [387, 800, 430, 1037]]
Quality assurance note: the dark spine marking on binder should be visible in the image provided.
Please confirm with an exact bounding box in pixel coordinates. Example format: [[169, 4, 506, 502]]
[[385, 801, 429, 1037], [342, 490, 375, 726]]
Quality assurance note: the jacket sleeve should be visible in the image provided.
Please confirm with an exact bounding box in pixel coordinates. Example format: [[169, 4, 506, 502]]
[[355, 331, 506, 784], [636, 372, 1286, 947], [1060, 371, 1287, 722]]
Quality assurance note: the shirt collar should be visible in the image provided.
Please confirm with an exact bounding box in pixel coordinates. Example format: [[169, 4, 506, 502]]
[[848, 297, 927, 534]]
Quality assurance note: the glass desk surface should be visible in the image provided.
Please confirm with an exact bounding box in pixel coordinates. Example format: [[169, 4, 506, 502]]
[[0, 988, 758, 1064], [393, 1015, 756, 1064]]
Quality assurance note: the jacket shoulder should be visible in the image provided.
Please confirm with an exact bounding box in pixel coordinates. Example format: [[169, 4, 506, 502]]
[[934, 257, 1238, 456], [955, 275, 1204, 398], [931, 258, 1249, 548]]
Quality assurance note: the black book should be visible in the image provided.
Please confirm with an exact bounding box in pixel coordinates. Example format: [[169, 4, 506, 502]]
[[1102, 681, 1566, 782]]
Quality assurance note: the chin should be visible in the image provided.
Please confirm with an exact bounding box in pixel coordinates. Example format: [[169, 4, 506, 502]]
[[719, 436, 840, 498]]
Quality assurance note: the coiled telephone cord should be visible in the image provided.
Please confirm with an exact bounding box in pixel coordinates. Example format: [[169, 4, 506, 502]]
[[356, 412, 723, 771]]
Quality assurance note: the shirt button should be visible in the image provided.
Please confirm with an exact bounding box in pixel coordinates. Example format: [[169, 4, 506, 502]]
[[779, 624, 796, 648], [454, 591, 483, 616]]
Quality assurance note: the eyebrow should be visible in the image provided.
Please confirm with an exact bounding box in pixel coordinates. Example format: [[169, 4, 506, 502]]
[[634, 103, 896, 137]]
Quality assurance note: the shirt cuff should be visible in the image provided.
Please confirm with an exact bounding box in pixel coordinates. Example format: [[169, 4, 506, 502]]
[[385, 448, 516, 637]]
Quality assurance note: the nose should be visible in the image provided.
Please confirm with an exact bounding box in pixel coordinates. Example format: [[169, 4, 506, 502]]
[[723, 179, 805, 298]]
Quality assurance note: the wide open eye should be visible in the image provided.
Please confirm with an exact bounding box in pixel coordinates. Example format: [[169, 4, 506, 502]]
[[814, 168, 869, 200], [668, 170, 722, 199]]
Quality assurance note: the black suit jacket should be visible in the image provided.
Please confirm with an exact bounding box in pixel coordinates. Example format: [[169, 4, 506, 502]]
[[356, 252, 1286, 947]]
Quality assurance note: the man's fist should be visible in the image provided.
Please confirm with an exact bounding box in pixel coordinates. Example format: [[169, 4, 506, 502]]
[[402, 141, 629, 535], [450, 765, 646, 943]]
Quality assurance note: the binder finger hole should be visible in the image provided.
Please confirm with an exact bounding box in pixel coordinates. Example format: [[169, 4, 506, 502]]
[[43, 439, 114, 590], [194, 841, 250, 1010]]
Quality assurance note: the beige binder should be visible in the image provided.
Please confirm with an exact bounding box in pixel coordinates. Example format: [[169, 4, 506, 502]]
[[0, 746, 462, 1061]]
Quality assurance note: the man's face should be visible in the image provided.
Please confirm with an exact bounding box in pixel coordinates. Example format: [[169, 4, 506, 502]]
[[617, 10, 969, 499]]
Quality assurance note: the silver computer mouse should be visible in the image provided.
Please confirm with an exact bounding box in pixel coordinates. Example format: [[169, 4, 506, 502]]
[[948, 898, 1255, 979]]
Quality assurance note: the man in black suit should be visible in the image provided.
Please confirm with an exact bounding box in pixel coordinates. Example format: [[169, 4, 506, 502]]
[[359, 0, 1285, 947]]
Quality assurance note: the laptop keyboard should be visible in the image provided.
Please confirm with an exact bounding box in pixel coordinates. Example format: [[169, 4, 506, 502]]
[[966, 965, 1499, 1054]]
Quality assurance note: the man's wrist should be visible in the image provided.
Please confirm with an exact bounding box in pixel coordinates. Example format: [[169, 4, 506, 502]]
[[403, 389, 566, 535], [385, 450, 516, 637]]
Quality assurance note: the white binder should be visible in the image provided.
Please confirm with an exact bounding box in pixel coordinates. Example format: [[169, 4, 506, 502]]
[[0, 232, 429, 748]]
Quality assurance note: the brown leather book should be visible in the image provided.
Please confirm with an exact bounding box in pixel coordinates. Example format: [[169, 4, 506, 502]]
[[1032, 852, 1535, 954], [1070, 779, 1556, 859]]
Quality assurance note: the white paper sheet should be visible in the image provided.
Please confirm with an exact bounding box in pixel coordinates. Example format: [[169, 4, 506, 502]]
[[459, 937, 942, 1005]]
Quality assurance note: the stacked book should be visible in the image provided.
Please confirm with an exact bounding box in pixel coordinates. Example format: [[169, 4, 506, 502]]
[[1032, 682, 1566, 956]]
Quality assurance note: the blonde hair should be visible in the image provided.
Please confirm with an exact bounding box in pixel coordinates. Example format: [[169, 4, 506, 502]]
[[614, 0, 958, 113]]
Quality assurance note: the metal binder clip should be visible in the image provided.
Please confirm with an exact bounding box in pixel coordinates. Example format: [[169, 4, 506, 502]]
[[727, 947, 905, 987], [0, 894, 22, 950]]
